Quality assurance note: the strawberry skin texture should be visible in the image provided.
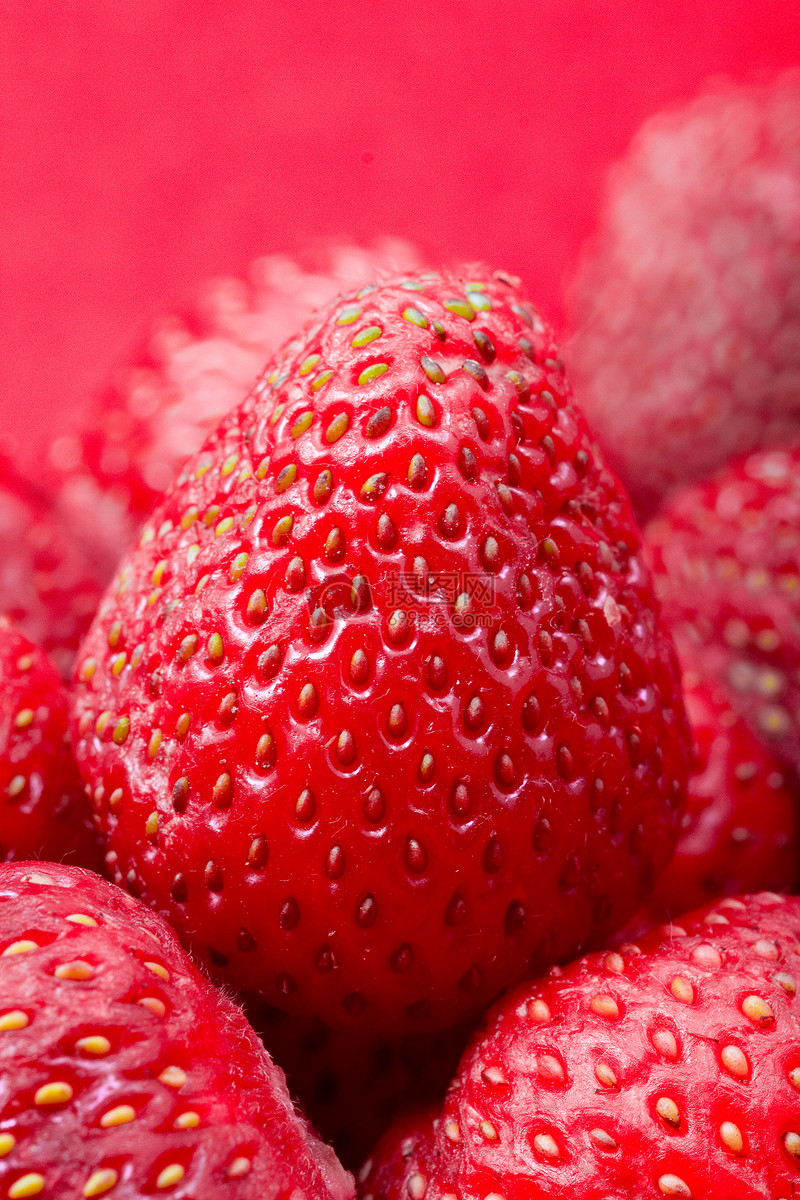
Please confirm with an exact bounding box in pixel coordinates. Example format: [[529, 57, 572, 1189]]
[[0, 861, 353, 1200], [70, 268, 689, 1034], [359, 892, 800, 1200], [646, 445, 800, 770], [565, 72, 800, 518], [0, 621, 100, 869], [617, 649, 800, 940]]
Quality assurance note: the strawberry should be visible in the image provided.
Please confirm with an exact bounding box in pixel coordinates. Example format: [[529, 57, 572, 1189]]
[[252, 1010, 469, 1169], [51, 239, 423, 570], [646, 444, 800, 770], [0, 620, 100, 868], [617, 647, 800, 941], [565, 72, 800, 518], [358, 892, 800, 1200], [0, 861, 353, 1200], [70, 267, 690, 1035], [356, 1110, 441, 1200], [0, 455, 104, 677]]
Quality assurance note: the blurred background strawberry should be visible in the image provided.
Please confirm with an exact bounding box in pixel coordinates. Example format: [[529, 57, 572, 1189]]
[[2, 0, 799, 468]]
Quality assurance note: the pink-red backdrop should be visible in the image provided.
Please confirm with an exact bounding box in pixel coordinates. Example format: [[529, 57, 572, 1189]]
[[2, 0, 799, 464]]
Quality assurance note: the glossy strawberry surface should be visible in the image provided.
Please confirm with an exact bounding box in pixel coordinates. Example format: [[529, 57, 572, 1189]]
[[0, 862, 353, 1200], [359, 892, 800, 1200], [646, 445, 800, 770], [0, 621, 99, 868], [566, 72, 800, 518], [71, 268, 689, 1034]]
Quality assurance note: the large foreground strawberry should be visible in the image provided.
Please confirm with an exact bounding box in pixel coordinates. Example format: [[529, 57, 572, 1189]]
[[70, 268, 689, 1034], [0, 862, 353, 1200], [646, 444, 800, 770], [51, 239, 423, 578], [566, 72, 800, 518], [0, 620, 99, 868], [359, 892, 800, 1200]]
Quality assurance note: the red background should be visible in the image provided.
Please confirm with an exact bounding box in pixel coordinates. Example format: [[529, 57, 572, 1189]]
[[2, 0, 799, 464]]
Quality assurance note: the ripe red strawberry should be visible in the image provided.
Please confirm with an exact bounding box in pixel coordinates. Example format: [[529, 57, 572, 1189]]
[[0, 620, 100, 868], [51, 239, 423, 570], [616, 648, 800, 941], [358, 892, 800, 1200], [646, 444, 800, 770], [356, 1109, 441, 1200], [70, 268, 690, 1035], [565, 72, 800, 518], [0, 455, 104, 676], [0, 861, 353, 1200]]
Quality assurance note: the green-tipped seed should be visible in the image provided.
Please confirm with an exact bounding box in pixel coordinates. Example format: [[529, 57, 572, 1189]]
[[299, 354, 321, 376], [420, 356, 446, 384], [352, 325, 382, 348], [336, 306, 362, 325], [311, 370, 334, 392], [415, 395, 436, 427], [358, 363, 389, 385], [466, 290, 492, 311], [444, 298, 476, 321], [403, 307, 428, 328]]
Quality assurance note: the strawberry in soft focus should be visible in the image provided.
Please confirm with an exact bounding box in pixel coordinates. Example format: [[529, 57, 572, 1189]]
[[566, 72, 800, 518], [0, 861, 353, 1200], [646, 444, 800, 771], [0, 620, 99, 868], [0, 455, 104, 676], [359, 892, 800, 1200], [617, 648, 800, 942], [51, 239, 423, 576], [69, 267, 689, 1035]]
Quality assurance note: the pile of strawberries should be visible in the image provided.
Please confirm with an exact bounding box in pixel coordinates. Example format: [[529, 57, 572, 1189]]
[[1, 76, 800, 1200]]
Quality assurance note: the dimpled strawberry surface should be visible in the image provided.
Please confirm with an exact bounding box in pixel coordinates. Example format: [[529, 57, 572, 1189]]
[[69, 268, 690, 1035], [0, 862, 353, 1200], [358, 892, 800, 1200]]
